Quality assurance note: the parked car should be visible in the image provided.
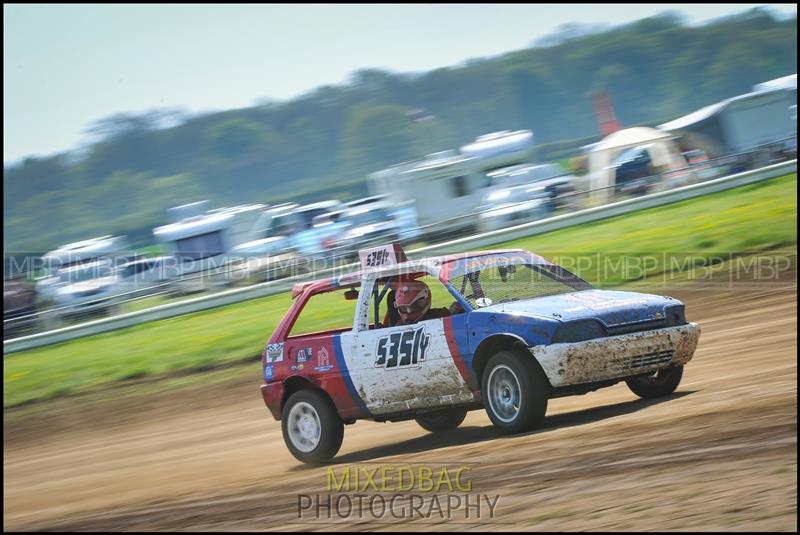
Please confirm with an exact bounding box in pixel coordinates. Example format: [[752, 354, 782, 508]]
[[328, 203, 403, 260], [477, 163, 579, 232], [488, 163, 574, 189], [113, 256, 176, 298], [36, 235, 130, 301], [477, 185, 550, 233], [49, 259, 121, 320], [345, 195, 421, 242], [489, 163, 578, 208], [228, 203, 302, 282], [260, 245, 701, 464], [262, 201, 347, 264], [3, 276, 38, 339], [682, 149, 719, 181]]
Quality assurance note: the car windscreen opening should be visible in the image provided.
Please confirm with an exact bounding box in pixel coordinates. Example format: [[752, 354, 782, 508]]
[[448, 262, 592, 308]]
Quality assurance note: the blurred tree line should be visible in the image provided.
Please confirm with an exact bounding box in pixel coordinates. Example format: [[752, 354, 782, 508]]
[[4, 8, 796, 252]]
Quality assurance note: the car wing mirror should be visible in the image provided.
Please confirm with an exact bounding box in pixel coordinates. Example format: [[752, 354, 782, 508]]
[[344, 288, 359, 301]]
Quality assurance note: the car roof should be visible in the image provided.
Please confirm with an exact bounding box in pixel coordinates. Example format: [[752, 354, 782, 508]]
[[489, 162, 561, 176], [345, 202, 392, 217], [345, 194, 389, 207], [59, 259, 113, 274], [120, 256, 171, 266], [298, 200, 343, 212]]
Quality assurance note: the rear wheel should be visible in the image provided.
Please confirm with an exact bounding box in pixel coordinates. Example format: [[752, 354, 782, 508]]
[[481, 350, 549, 434], [415, 408, 467, 433], [281, 389, 343, 464], [626, 365, 683, 399]]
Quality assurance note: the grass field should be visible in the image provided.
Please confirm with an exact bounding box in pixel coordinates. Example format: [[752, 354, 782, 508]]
[[4, 173, 797, 409]]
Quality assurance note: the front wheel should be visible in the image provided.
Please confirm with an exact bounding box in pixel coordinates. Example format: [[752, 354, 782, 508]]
[[626, 365, 683, 399], [281, 389, 344, 464], [481, 350, 549, 434], [415, 408, 467, 433]]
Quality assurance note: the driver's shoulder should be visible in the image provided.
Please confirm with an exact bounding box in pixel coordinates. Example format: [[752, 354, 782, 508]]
[[424, 307, 452, 320]]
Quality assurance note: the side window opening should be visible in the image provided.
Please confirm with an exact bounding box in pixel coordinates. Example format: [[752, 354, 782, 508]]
[[451, 175, 470, 197], [366, 279, 395, 330], [288, 287, 358, 338]]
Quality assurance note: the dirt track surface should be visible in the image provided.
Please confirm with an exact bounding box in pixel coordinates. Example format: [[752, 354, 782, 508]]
[[4, 285, 797, 531]]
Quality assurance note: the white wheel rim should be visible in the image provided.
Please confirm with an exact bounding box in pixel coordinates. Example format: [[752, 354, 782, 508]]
[[287, 401, 321, 453], [487, 364, 522, 423]]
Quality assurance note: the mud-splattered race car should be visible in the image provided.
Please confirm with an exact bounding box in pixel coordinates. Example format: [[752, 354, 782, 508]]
[[260, 244, 701, 464]]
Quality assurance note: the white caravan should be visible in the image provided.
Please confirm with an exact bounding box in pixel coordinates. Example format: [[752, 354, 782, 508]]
[[153, 201, 268, 291], [366, 130, 534, 237]]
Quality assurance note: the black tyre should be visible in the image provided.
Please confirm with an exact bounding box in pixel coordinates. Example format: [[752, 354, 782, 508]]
[[281, 389, 344, 464], [415, 408, 467, 433], [481, 350, 549, 434], [626, 365, 683, 399]]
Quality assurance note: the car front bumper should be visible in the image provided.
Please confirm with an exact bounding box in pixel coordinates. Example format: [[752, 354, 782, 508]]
[[531, 322, 701, 387]]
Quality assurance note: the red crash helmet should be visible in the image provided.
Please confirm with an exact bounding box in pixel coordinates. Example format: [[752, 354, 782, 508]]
[[394, 281, 431, 324]]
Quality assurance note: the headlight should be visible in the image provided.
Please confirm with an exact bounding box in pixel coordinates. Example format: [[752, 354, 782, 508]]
[[665, 305, 686, 326], [552, 320, 606, 343]]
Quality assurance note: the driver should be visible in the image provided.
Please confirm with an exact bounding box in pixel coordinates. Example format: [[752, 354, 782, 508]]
[[394, 281, 451, 325]]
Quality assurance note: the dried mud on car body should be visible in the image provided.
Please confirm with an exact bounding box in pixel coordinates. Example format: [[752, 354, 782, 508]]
[[533, 323, 700, 387], [4, 285, 797, 531]]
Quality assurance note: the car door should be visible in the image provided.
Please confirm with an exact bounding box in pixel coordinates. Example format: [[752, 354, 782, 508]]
[[343, 274, 474, 415]]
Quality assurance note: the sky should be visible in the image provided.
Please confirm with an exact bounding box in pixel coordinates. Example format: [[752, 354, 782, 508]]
[[3, 4, 797, 165]]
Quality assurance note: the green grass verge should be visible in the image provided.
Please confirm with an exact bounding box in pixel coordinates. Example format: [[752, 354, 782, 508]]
[[502, 175, 797, 287], [4, 173, 797, 409]]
